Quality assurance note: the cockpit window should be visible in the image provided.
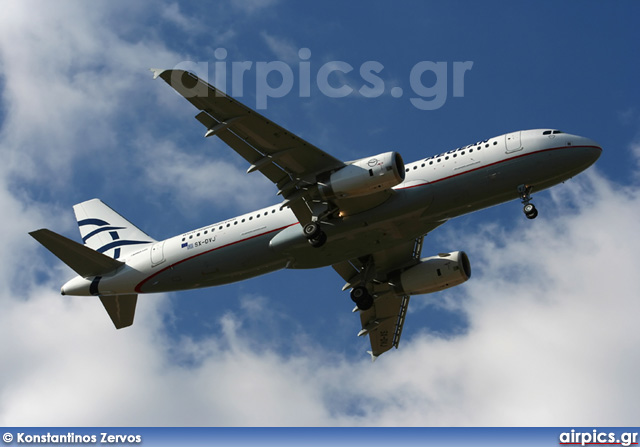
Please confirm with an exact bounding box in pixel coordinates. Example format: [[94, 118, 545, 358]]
[[543, 130, 551, 135], [552, 130, 563, 134]]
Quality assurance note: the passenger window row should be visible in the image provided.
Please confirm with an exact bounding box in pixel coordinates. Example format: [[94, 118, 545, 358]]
[[405, 139, 498, 172], [182, 207, 282, 242]]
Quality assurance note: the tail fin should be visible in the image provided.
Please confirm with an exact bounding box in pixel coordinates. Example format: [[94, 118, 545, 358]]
[[30, 228, 138, 330], [73, 198, 155, 260]]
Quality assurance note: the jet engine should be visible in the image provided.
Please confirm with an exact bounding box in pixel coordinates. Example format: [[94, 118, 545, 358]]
[[395, 251, 471, 295], [319, 151, 405, 199]]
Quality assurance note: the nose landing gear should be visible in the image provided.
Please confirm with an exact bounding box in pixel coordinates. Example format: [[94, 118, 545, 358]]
[[523, 203, 538, 219], [518, 184, 538, 219]]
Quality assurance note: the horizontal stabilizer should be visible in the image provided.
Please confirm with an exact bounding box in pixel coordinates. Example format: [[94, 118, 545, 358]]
[[29, 229, 124, 277], [100, 294, 137, 329]]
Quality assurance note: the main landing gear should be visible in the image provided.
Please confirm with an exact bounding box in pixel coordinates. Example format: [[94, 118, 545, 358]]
[[350, 286, 374, 311], [518, 184, 538, 219], [303, 222, 327, 248]]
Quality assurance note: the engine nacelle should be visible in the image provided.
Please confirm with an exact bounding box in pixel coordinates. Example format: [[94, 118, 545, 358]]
[[396, 251, 471, 296], [319, 151, 405, 199]]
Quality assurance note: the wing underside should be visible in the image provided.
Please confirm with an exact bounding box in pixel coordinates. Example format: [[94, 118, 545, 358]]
[[152, 68, 406, 225], [333, 236, 425, 359], [152, 68, 348, 224], [154, 68, 442, 358]]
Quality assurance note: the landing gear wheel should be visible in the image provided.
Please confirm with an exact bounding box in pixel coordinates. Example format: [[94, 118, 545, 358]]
[[518, 185, 538, 220], [304, 222, 326, 247], [350, 286, 374, 310], [523, 203, 538, 219], [308, 231, 327, 248], [303, 222, 321, 239]]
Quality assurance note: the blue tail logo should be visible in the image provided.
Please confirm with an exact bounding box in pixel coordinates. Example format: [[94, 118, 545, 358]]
[[78, 218, 152, 259]]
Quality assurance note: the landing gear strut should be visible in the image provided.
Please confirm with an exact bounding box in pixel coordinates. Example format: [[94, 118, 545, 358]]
[[350, 286, 374, 310], [304, 222, 327, 248], [518, 184, 538, 219]]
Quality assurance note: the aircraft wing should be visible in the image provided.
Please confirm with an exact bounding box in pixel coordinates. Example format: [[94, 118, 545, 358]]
[[332, 236, 425, 359], [152, 68, 348, 224]]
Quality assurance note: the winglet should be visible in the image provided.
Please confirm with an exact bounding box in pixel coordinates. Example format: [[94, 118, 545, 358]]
[[367, 351, 378, 363], [150, 68, 165, 80]]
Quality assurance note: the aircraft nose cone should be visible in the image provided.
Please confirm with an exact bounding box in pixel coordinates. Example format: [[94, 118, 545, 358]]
[[581, 138, 603, 165], [568, 135, 602, 170], [587, 143, 602, 163]]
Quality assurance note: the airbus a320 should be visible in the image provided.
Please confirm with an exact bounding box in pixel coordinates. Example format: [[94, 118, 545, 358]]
[[30, 69, 602, 358]]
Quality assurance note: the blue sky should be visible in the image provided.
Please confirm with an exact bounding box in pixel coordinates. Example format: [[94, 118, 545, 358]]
[[1, 0, 640, 426]]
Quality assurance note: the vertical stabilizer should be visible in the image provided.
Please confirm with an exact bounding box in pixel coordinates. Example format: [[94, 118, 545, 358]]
[[73, 199, 156, 260]]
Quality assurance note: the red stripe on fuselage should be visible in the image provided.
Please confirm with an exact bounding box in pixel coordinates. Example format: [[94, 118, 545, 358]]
[[134, 222, 298, 293], [396, 145, 600, 190], [135, 144, 600, 293]]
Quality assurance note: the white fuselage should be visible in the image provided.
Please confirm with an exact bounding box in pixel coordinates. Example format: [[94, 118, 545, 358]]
[[61, 129, 601, 297]]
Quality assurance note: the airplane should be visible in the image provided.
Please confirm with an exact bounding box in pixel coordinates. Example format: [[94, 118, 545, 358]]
[[29, 68, 602, 359]]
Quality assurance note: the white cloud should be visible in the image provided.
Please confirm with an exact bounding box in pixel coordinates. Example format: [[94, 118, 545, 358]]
[[261, 32, 300, 64], [0, 1, 178, 194], [161, 3, 195, 32], [1, 0, 639, 428], [3, 168, 640, 426], [231, 0, 280, 15], [0, 0, 268, 217], [135, 137, 275, 216]]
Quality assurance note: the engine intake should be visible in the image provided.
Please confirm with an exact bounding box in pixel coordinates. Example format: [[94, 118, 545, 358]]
[[319, 151, 405, 199], [396, 251, 471, 296]]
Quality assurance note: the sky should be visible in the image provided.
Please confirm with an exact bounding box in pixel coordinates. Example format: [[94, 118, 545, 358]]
[[1, 0, 640, 426]]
